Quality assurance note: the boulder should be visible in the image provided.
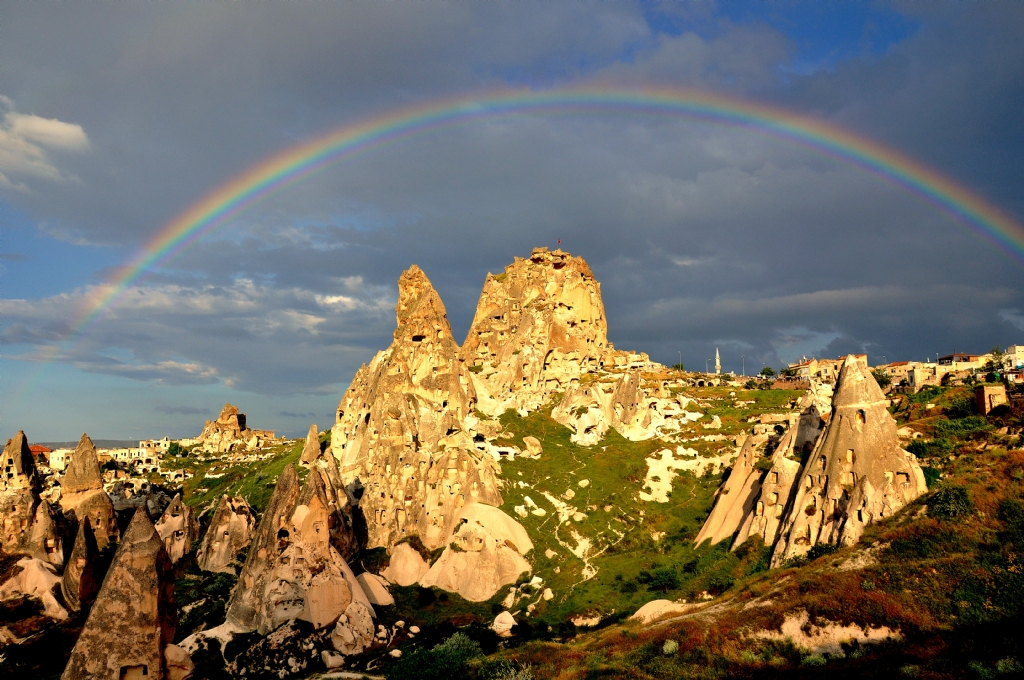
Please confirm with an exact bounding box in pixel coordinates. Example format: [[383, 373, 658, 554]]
[[356, 572, 394, 606], [382, 543, 430, 586], [62, 508, 177, 680], [0, 557, 67, 620], [330, 601, 375, 655], [522, 436, 543, 457], [164, 643, 195, 680], [492, 610, 516, 637], [195, 495, 255, 574]]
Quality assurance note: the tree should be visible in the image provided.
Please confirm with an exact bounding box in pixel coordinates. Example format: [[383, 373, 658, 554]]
[[759, 366, 776, 378], [985, 346, 1005, 372], [167, 442, 184, 457], [871, 369, 892, 389], [671, 362, 685, 371]]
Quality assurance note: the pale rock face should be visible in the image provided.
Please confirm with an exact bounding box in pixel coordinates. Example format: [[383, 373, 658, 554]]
[[226, 467, 369, 635], [794, 381, 833, 454], [299, 423, 322, 466], [522, 436, 543, 457], [492, 610, 516, 637], [551, 370, 668, 446], [330, 601, 375, 655], [1, 430, 38, 494], [418, 503, 533, 602], [1, 431, 62, 564], [0, 557, 67, 620], [733, 454, 802, 550], [61, 518, 101, 612], [381, 543, 430, 586], [155, 494, 199, 564], [356, 572, 394, 606], [62, 508, 177, 680], [164, 643, 195, 680], [330, 266, 502, 551], [462, 248, 610, 417], [196, 495, 255, 575], [196, 403, 274, 454], [59, 433, 119, 551], [693, 438, 763, 546], [771, 356, 927, 566]]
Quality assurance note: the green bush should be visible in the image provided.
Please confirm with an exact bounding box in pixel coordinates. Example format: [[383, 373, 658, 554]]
[[872, 369, 892, 389], [922, 466, 942, 488], [801, 653, 827, 666], [649, 567, 680, 592], [928, 485, 974, 520], [934, 416, 990, 440], [806, 543, 840, 560], [946, 396, 976, 419], [386, 632, 483, 680]]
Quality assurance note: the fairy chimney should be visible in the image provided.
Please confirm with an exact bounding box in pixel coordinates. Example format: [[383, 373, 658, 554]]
[[299, 423, 322, 466], [59, 434, 119, 551], [195, 495, 255, 575], [61, 518, 101, 612], [154, 494, 199, 564], [62, 508, 177, 680], [771, 355, 927, 566], [1, 431, 62, 566]]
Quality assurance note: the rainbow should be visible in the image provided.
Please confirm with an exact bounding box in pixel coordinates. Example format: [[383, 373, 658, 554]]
[[77, 85, 1024, 333]]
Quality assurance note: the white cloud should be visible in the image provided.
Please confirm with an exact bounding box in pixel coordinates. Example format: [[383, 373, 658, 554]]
[[0, 97, 90, 191]]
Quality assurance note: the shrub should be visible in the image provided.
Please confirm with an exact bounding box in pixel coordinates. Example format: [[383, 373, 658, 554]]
[[906, 440, 929, 457], [872, 369, 892, 389], [801, 653, 827, 666], [946, 396, 976, 419], [662, 639, 679, 655], [386, 632, 483, 680], [934, 416, 990, 440], [649, 567, 680, 592], [928, 485, 974, 520], [922, 466, 942, 488], [806, 543, 840, 560]]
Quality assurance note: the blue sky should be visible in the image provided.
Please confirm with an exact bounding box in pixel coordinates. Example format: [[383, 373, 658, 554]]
[[2, 1, 1022, 441]]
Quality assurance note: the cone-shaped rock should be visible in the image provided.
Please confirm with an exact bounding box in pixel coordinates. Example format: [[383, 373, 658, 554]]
[[462, 247, 611, 417], [225, 466, 370, 634], [59, 433, 119, 551], [299, 423, 322, 466], [62, 434, 103, 494], [732, 429, 802, 549], [1, 430, 39, 493], [62, 508, 177, 680], [552, 369, 667, 445], [154, 494, 199, 564], [329, 265, 502, 551], [694, 437, 762, 546], [61, 518, 101, 612], [771, 355, 927, 566], [196, 495, 255, 575]]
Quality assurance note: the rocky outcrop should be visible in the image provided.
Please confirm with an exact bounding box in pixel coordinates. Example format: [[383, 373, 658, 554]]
[[552, 370, 672, 446], [59, 434, 119, 551], [462, 247, 611, 417], [694, 438, 763, 547], [0, 557, 67, 620], [1, 431, 63, 566], [61, 518, 101, 612], [330, 601, 375, 655], [330, 266, 503, 552], [771, 356, 927, 566], [381, 542, 430, 586], [299, 423, 322, 466], [225, 466, 369, 635], [155, 494, 199, 564], [196, 403, 275, 453], [794, 381, 833, 454], [733, 434, 802, 549], [62, 508, 177, 680], [419, 503, 533, 602], [195, 495, 254, 574]]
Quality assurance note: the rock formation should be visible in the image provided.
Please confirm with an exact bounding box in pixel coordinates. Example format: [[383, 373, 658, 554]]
[[381, 542, 430, 586], [551, 370, 670, 446], [62, 507, 177, 680], [693, 438, 763, 546], [299, 423, 322, 466], [195, 495, 255, 574], [330, 601, 375, 655], [771, 355, 927, 566], [794, 381, 833, 454], [155, 494, 199, 564], [330, 265, 504, 552], [1, 431, 63, 566], [225, 465, 369, 635], [59, 434, 119, 551], [0, 557, 68, 620], [61, 518, 101, 612], [733, 432, 802, 549], [196, 403, 275, 453], [419, 503, 533, 601], [462, 247, 611, 417]]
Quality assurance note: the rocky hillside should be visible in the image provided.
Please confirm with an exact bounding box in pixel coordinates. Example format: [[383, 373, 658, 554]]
[[1, 247, 1021, 680]]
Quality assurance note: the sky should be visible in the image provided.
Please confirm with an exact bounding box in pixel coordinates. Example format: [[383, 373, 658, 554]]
[[2, 1, 1023, 442]]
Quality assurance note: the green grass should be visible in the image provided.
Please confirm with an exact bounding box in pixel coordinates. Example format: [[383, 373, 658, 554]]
[[181, 439, 305, 513]]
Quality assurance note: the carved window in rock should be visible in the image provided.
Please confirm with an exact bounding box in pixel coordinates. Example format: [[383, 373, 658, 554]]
[[770, 472, 779, 484], [857, 410, 866, 425], [120, 666, 149, 679], [896, 472, 910, 486]]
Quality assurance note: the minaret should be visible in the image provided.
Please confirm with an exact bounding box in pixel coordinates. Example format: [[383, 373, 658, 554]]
[[714, 347, 721, 375]]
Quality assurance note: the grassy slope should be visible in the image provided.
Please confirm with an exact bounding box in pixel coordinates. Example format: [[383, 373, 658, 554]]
[[489, 386, 1024, 679]]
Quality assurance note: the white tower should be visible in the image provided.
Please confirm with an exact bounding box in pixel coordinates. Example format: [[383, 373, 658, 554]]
[[715, 347, 721, 374]]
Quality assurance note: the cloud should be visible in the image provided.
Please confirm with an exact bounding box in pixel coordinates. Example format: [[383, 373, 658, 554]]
[[156, 405, 210, 416], [0, 97, 89, 191], [279, 411, 317, 419]]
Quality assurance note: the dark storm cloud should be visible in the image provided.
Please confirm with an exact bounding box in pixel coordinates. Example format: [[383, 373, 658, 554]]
[[1, 1, 1022, 432]]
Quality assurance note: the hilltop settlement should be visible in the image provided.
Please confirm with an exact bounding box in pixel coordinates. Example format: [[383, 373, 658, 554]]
[[2, 247, 1023, 679]]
